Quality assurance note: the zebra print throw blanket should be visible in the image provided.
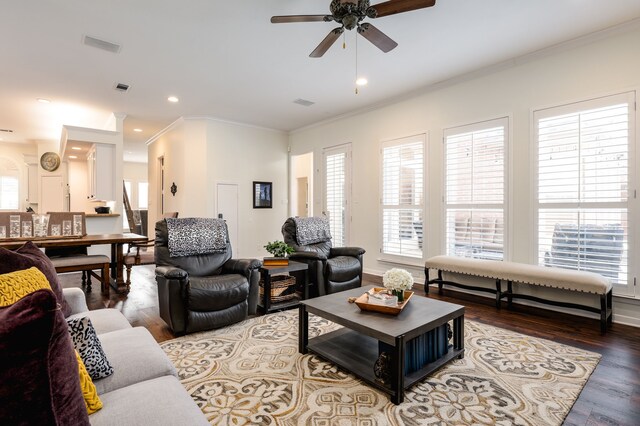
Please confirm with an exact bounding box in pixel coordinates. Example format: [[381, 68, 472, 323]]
[[166, 218, 227, 257], [293, 216, 332, 245]]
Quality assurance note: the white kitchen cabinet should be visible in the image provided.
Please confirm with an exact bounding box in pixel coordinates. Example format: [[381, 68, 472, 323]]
[[86, 143, 115, 201]]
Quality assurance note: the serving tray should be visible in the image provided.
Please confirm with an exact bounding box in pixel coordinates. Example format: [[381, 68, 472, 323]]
[[354, 287, 413, 315]]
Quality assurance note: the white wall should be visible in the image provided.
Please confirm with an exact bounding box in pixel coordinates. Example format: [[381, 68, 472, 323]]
[[148, 117, 289, 258], [68, 160, 88, 212], [289, 24, 640, 324]]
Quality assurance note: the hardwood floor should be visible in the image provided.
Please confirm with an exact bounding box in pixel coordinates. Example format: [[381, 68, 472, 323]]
[[58, 266, 640, 425]]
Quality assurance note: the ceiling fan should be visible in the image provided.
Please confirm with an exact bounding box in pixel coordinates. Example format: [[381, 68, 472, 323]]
[[271, 0, 436, 58]]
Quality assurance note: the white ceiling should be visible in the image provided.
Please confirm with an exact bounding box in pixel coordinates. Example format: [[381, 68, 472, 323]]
[[2, 0, 640, 162]]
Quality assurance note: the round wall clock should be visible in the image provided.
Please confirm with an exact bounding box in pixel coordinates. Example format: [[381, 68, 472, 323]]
[[40, 152, 61, 172]]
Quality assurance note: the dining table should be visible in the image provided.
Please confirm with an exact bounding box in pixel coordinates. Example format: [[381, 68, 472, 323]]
[[0, 233, 148, 293]]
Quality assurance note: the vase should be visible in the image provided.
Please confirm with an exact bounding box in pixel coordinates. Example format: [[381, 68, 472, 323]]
[[393, 289, 405, 303]]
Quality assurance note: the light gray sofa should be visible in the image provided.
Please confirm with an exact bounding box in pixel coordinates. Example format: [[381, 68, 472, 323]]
[[63, 288, 208, 426]]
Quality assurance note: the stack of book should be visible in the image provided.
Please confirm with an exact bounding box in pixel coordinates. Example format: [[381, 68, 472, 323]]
[[366, 290, 398, 307], [263, 257, 289, 266]]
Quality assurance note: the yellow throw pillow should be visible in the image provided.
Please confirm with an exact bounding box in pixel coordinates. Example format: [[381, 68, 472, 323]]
[[75, 351, 103, 414], [0, 267, 52, 307]]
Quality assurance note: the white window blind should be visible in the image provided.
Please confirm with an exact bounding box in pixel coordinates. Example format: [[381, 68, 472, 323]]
[[0, 158, 19, 210], [381, 135, 424, 258], [536, 93, 633, 289], [444, 119, 507, 260], [324, 145, 350, 247]]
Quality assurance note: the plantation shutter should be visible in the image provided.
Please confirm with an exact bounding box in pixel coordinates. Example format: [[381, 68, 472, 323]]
[[444, 119, 507, 260], [324, 144, 350, 247], [536, 93, 632, 289], [381, 135, 425, 258]]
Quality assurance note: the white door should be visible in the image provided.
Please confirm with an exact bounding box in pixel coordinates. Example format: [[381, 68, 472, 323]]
[[323, 144, 351, 247], [296, 177, 309, 217], [41, 175, 64, 213], [216, 183, 239, 253]]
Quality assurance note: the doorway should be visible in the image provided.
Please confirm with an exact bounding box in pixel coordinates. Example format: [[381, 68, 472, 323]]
[[290, 152, 313, 217], [296, 177, 309, 217]]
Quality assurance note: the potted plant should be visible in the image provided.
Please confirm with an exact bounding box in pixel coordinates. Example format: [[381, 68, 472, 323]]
[[382, 268, 414, 303], [263, 240, 294, 265]]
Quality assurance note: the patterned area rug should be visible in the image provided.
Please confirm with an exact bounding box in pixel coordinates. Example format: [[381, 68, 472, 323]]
[[160, 310, 600, 425]]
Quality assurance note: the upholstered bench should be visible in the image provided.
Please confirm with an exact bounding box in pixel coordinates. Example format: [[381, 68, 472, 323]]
[[424, 255, 613, 333], [49, 255, 111, 293]]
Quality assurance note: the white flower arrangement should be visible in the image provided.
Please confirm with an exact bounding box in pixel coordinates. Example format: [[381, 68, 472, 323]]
[[382, 268, 414, 291]]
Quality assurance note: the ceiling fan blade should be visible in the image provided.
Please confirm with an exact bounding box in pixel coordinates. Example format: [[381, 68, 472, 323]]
[[309, 28, 344, 58], [371, 0, 436, 18], [357, 23, 398, 53], [271, 15, 328, 23]]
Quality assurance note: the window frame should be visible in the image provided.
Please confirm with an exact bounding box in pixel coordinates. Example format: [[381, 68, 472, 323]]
[[533, 91, 636, 297], [379, 133, 427, 263], [442, 117, 510, 261]]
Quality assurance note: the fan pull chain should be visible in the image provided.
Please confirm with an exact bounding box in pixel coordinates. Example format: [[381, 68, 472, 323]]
[[355, 33, 360, 94]]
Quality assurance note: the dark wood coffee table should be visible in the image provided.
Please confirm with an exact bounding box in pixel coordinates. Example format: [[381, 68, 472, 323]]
[[299, 285, 464, 404]]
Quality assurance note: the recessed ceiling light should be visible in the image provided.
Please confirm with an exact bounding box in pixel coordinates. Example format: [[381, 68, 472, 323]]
[[68, 155, 78, 159], [71, 146, 82, 150], [355, 78, 368, 86], [167, 96, 179, 103], [133, 128, 142, 132], [37, 98, 51, 104]]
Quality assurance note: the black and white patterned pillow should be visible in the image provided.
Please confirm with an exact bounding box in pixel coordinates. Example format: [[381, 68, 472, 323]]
[[293, 216, 332, 245], [166, 217, 228, 257], [66, 316, 114, 380]]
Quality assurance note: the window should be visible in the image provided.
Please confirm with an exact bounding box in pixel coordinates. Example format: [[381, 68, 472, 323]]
[[323, 144, 351, 247], [535, 92, 634, 292], [381, 134, 425, 259], [444, 118, 507, 260], [0, 158, 19, 210], [138, 182, 149, 209]]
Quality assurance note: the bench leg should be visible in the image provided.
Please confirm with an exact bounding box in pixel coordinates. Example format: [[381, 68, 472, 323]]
[[496, 279, 502, 309], [424, 267, 430, 294], [607, 290, 613, 325], [81, 271, 87, 287], [437, 270, 443, 294], [507, 280, 513, 308], [86, 271, 92, 292], [600, 293, 608, 334]]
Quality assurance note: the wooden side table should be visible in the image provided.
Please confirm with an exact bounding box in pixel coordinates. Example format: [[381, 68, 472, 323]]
[[259, 260, 309, 314]]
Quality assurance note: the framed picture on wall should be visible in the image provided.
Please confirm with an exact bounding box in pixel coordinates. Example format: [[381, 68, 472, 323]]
[[253, 181, 272, 209]]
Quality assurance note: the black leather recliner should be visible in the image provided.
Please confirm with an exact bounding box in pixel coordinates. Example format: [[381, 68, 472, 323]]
[[282, 217, 365, 296], [154, 219, 261, 335]]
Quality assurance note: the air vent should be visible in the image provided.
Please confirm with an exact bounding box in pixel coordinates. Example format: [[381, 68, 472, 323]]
[[114, 83, 130, 93], [0, 129, 14, 133], [82, 35, 121, 53], [293, 98, 315, 107]]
